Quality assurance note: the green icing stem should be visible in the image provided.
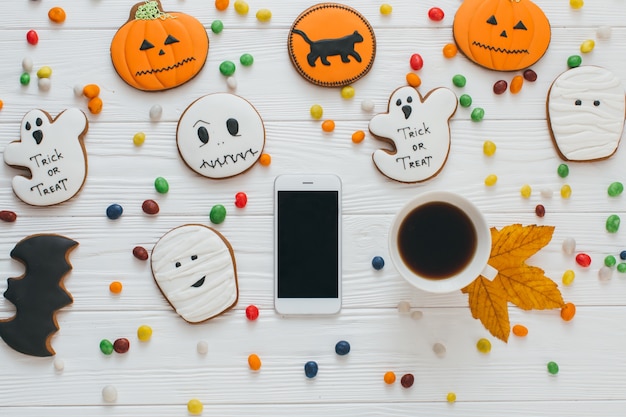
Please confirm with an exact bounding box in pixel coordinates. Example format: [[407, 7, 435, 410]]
[[135, 1, 174, 20]]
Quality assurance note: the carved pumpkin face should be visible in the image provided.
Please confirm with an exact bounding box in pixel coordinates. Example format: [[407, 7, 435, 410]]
[[111, 0, 209, 91], [453, 0, 550, 71]]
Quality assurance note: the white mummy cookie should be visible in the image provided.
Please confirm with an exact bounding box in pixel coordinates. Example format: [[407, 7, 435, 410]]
[[547, 66, 626, 161], [4, 109, 88, 206], [151, 224, 238, 323], [177, 93, 265, 179], [369, 86, 457, 183]]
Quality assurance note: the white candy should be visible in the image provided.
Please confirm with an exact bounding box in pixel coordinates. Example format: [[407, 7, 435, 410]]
[[432, 342, 446, 357], [38, 77, 51, 92], [562, 237, 576, 255], [73, 84, 84, 97], [53, 358, 65, 371], [411, 310, 423, 320], [149, 104, 163, 121], [361, 99, 375, 112], [197, 340, 209, 355], [540, 188, 553, 199], [102, 385, 118, 403], [596, 25, 612, 39], [226, 76, 237, 90], [397, 301, 411, 313], [598, 266, 612, 281], [22, 57, 33, 72]]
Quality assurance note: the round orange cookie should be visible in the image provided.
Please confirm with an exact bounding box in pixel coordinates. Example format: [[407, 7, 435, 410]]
[[288, 3, 376, 87]]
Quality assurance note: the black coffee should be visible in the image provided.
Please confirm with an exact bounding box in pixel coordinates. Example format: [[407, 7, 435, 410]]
[[397, 201, 477, 280]]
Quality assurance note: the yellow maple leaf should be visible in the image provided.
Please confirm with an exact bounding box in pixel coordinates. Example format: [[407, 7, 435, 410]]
[[463, 276, 511, 342]]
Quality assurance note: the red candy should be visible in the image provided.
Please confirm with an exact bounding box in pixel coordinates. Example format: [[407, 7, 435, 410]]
[[0, 210, 17, 222], [245, 305, 259, 321], [493, 80, 508, 95], [235, 192, 248, 208], [409, 54, 423, 71], [26, 30, 38, 45], [428, 7, 445, 21], [113, 338, 130, 354], [142, 199, 160, 215], [575, 253, 591, 267], [133, 246, 149, 261], [535, 204, 546, 217]]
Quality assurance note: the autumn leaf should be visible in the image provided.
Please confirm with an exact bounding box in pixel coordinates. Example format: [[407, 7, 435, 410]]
[[462, 224, 564, 343]]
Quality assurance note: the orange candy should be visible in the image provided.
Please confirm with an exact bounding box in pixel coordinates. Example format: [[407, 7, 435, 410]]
[[351, 130, 365, 143], [510, 75, 524, 94], [109, 281, 123, 294], [321, 120, 336, 132], [215, 0, 229, 11], [83, 84, 100, 99], [406, 72, 421, 88], [259, 153, 271, 166], [561, 302, 576, 321], [512, 324, 528, 337], [88, 97, 103, 114], [0, 100, 3, 110], [48, 7, 67, 23], [248, 353, 262, 371], [383, 371, 396, 384], [443, 43, 458, 58]]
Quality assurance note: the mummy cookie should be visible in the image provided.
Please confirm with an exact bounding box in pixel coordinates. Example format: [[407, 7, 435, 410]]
[[177, 93, 265, 179], [4, 109, 89, 206], [369, 86, 458, 183], [547, 66, 626, 161], [151, 224, 238, 323]]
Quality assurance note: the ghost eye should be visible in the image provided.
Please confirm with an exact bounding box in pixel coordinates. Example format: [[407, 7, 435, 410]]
[[164, 35, 179, 45], [191, 255, 198, 261], [486, 15, 497, 25], [197, 126, 209, 145], [175, 261, 181, 268], [513, 21, 527, 30], [575, 99, 582, 106], [25, 122, 31, 131], [36, 118, 43, 126], [226, 118, 240, 136], [594, 100, 601, 106], [396, 99, 402, 106], [407, 96, 413, 103], [140, 40, 155, 51]]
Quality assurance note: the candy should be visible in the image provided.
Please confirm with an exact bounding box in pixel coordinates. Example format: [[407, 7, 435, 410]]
[[53, 358, 65, 371], [102, 385, 118, 402], [235, 192, 248, 208], [452, 74, 466, 87], [406, 73, 421, 88], [476, 338, 491, 353], [209, 204, 227, 224], [36, 66, 52, 78], [219, 61, 236, 76], [335, 340, 351, 355], [567, 55, 582, 68], [523, 69, 538, 82], [148, 104, 162, 121], [215, 0, 229, 11], [371, 256, 385, 270], [409, 54, 423, 71], [48, 7, 66, 23], [114, 338, 130, 353], [400, 373, 414, 388], [82, 84, 100, 99], [428, 7, 445, 21], [380, 4, 392, 15], [234, 0, 249, 15], [310, 104, 323, 119], [459, 94, 472, 107], [88, 97, 103, 115], [352, 130, 365, 144], [618, 263, 626, 273], [397, 301, 411, 313], [483, 140, 496, 156], [154, 177, 169, 194], [304, 361, 318, 378], [493, 80, 507, 95], [142, 199, 159, 215], [133, 246, 149, 261], [557, 163, 569, 178], [259, 153, 271, 166], [26, 30, 38, 45], [562, 269, 575, 286], [256, 9, 272, 22], [22, 57, 33, 72], [137, 325, 152, 342], [187, 399, 203, 415], [0, 100, 3, 110], [226, 76, 237, 89], [510, 75, 523, 94], [597, 26, 612, 40], [197, 341, 209, 354], [562, 238, 576, 255], [443, 43, 458, 58], [547, 361, 559, 375], [411, 310, 423, 320], [109, 281, 123, 294], [484, 174, 497, 187], [383, 371, 396, 384], [0, 210, 17, 222], [604, 255, 616, 267], [580, 39, 595, 53], [248, 353, 261, 370], [106, 204, 123, 220], [211, 20, 224, 34], [447, 392, 457, 403], [598, 266, 612, 281], [20, 72, 30, 86], [245, 305, 259, 320], [569, 0, 584, 9], [575, 253, 591, 267], [607, 182, 623, 196], [432, 342, 446, 357], [471, 108, 485, 122], [540, 188, 553, 199], [621, 251, 626, 260], [240, 53, 254, 66], [38, 78, 51, 92], [341, 86, 355, 99], [560, 185, 572, 199], [100, 339, 114, 355], [535, 204, 545, 218], [606, 214, 621, 233], [361, 100, 375, 112], [133, 132, 146, 146], [512, 324, 528, 337], [321, 120, 335, 132]]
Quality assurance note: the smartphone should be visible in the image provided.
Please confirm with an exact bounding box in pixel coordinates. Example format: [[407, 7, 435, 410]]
[[274, 174, 342, 315]]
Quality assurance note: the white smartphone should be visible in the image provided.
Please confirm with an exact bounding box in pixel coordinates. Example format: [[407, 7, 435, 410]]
[[274, 174, 342, 315]]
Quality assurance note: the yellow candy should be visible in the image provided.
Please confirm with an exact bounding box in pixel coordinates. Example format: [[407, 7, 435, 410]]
[[484, 174, 497, 187], [562, 269, 575, 286], [36, 66, 52, 78], [234, 0, 249, 15], [187, 399, 203, 415], [341, 86, 355, 99], [446, 392, 457, 403], [256, 8, 272, 22], [248, 353, 262, 370], [570, 0, 584, 9], [310, 104, 323, 120], [483, 140, 496, 156], [476, 338, 491, 354], [133, 132, 146, 146], [580, 39, 595, 53], [520, 184, 532, 198], [137, 325, 153, 341], [380, 4, 392, 15], [561, 184, 572, 199]]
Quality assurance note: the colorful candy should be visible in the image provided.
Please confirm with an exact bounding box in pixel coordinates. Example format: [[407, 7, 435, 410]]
[[310, 104, 323, 119], [446, 392, 457, 403], [82, 84, 100, 99], [259, 153, 272, 166], [606, 214, 621, 233], [580, 39, 595, 53], [26, 30, 38, 45], [442, 43, 458, 58], [154, 177, 169, 194], [547, 361, 559, 375], [380, 4, 392, 15], [335, 340, 351, 356], [483, 140, 496, 156], [476, 338, 491, 353], [215, 0, 229, 11], [371, 256, 385, 270], [400, 373, 414, 388], [557, 163, 569, 178], [493, 80, 507, 95], [211, 20, 224, 34], [621, 251, 626, 260], [604, 255, 616, 267], [383, 371, 396, 384], [459, 94, 472, 107], [607, 182, 623, 197], [0, 210, 17, 222], [484, 174, 498, 187], [560, 185, 572, 199], [133, 132, 146, 146], [219, 61, 236, 76], [109, 281, 123, 294], [209, 204, 227, 224], [187, 399, 203, 415], [142, 199, 159, 215], [102, 385, 118, 402], [304, 361, 318, 378], [575, 253, 591, 267], [618, 263, 626, 273], [235, 192, 248, 208], [245, 305, 259, 321], [106, 204, 123, 220], [452, 74, 466, 87], [562, 269, 575, 285], [256, 8, 272, 22], [569, 0, 584, 9], [100, 339, 114, 355], [562, 238, 576, 255], [512, 324, 528, 337], [113, 338, 130, 354], [341, 86, 355, 99], [88, 97, 103, 114], [234, 0, 249, 15], [471, 108, 485, 122], [523, 69, 538, 82], [20, 72, 30, 86], [567, 55, 582, 68], [48, 7, 67, 23], [535, 204, 545, 217], [36, 66, 52, 78], [406, 73, 421, 88], [248, 353, 262, 370], [133, 246, 149, 261], [352, 130, 365, 144], [240, 53, 254, 66], [409, 54, 423, 71], [428, 7, 445, 21], [510, 75, 523, 94], [137, 325, 153, 342], [321, 120, 335, 132], [598, 266, 612, 281]]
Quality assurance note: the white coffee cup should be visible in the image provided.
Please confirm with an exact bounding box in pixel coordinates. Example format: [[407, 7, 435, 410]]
[[389, 191, 497, 293]]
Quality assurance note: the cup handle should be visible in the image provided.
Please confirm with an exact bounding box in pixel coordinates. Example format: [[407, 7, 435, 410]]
[[480, 263, 498, 281]]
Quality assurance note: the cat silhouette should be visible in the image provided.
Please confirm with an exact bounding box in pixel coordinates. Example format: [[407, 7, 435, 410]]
[[292, 29, 363, 67]]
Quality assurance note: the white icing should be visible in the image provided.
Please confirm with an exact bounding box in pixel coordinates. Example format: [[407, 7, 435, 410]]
[[369, 86, 457, 183], [548, 66, 626, 161], [151, 225, 238, 323], [4, 108, 88, 206], [177, 93, 265, 179]]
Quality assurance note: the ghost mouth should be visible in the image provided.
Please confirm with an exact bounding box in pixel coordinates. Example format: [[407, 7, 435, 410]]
[[191, 276, 206, 288], [135, 56, 196, 76], [471, 41, 529, 55]]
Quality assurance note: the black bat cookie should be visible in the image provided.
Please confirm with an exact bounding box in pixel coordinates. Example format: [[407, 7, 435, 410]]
[[0, 234, 78, 357]]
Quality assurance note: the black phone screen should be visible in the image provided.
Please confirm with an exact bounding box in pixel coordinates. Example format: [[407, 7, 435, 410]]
[[277, 190, 339, 298]]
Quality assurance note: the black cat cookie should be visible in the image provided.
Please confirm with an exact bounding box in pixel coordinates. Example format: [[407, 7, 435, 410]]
[[288, 3, 376, 87]]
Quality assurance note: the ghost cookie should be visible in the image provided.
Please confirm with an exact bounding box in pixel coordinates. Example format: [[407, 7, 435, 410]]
[[369, 86, 458, 183], [151, 224, 238, 323], [177, 93, 265, 179], [547, 66, 626, 161], [4, 109, 88, 206]]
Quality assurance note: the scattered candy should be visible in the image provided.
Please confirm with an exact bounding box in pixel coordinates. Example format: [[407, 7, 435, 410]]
[[575, 253, 591, 267], [400, 373, 414, 388], [113, 338, 130, 354], [142, 199, 159, 215], [476, 338, 491, 354], [187, 399, 203, 415], [48, 7, 67, 23], [109, 281, 123, 294], [137, 325, 152, 342], [133, 246, 149, 261], [484, 174, 498, 187], [380, 4, 392, 15], [88, 97, 103, 114], [512, 324, 528, 337], [235, 192, 248, 208], [351, 130, 365, 143], [211, 19, 224, 34], [106, 204, 123, 220], [621, 250, 626, 260], [598, 265, 612, 281], [567, 55, 582, 68], [335, 340, 351, 355], [234, 0, 249, 15], [452, 74, 466, 87], [606, 214, 620, 233], [523, 69, 538, 82], [411, 310, 423, 320], [397, 301, 411, 313], [596, 26, 612, 40], [371, 255, 385, 270], [470, 108, 485, 122], [483, 140, 496, 156], [493, 80, 507, 95], [38, 78, 51, 92], [209, 204, 227, 224], [100, 339, 114, 355], [154, 177, 169, 194], [304, 361, 318, 378], [73, 84, 84, 97], [560, 184, 572, 199], [432, 342, 446, 357], [321, 120, 335, 132], [149, 104, 162, 121], [447, 392, 457, 403], [53, 358, 65, 371], [562, 238, 576, 255], [133, 132, 146, 146], [245, 305, 259, 321], [215, 0, 229, 11], [540, 188, 553, 199], [547, 361, 559, 375], [607, 182, 623, 196], [459, 94, 472, 107], [256, 8, 272, 22], [219, 61, 236, 76], [341, 85, 355, 99], [226, 76, 237, 89], [361, 99, 375, 112], [240, 53, 254, 66], [0, 210, 17, 222], [82, 84, 100, 99], [20, 72, 30, 86], [36, 66, 52, 78], [442, 43, 458, 58], [197, 340, 209, 354], [580, 39, 595, 53], [428, 7, 445, 21], [406, 72, 421, 88], [310, 104, 323, 119], [510, 75, 523, 94], [409, 54, 423, 71], [259, 153, 271, 166], [0, 100, 3, 110], [605, 255, 617, 267], [562, 269, 575, 285], [383, 371, 396, 384], [22, 57, 33, 72], [102, 385, 118, 403], [618, 263, 626, 273], [557, 163, 569, 178], [569, 0, 584, 9], [248, 353, 262, 371], [26, 30, 39, 45]]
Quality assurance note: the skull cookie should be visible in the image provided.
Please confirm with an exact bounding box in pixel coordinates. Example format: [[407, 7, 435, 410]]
[[177, 93, 265, 179], [151, 224, 238, 323], [547, 66, 626, 161], [4, 108, 88, 206], [369, 86, 457, 183]]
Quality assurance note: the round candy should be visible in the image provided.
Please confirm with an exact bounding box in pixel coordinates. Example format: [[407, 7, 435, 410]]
[[37, 66, 52, 79], [197, 340, 209, 354], [409, 54, 423, 71], [0, 210, 17, 222], [447, 392, 457, 403], [371, 256, 385, 270], [259, 153, 271, 166], [149, 104, 163, 120], [102, 385, 118, 403], [38, 78, 51, 92], [310, 104, 323, 119], [557, 164, 569, 178], [471, 108, 485, 122], [493, 80, 507, 95], [598, 265, 612, 281], [53, 358, 65, 371], [523, 69, 538, 82], [248, 353, 262, 371], [406, 73, 421, 88], [215, 0, 229, 11], [620, 250, 626, 260], [321, 120, 335, 132], [209, 204, 227, 224], [411, 310, 423, 320], [400, 373, 414, 388], [106, 204, 123, 220], [133, 132, 146, 146], [20, 72, 30, 86], [211, 19, 224, 34], [256, 9, 272, 22], [512, 324, 528, 337], [26, 30, 38, 45], [608, 182, 623, 197], [432, 342, 446, 357], [428, 7, 444, 21], [245, 305, 259, 320], [100, 339, 114, 355], [397, 301, 411, 313], [361, 99, 375, 112], [597, 26, 612, 40], [219, 61, 236, 76], [352, 130, 365, 144], [606, 214, 621, 233], [142, 199, 159, 215], [618, 263, 626, 273], [380, 4, 392, 15], [154, 177, 169, 194], [22, 57, 33, 72], [484, 174, 497, 187], [226, 76, 237, 89], [137, 325, 153, 341], [452, 74, 466, 88], [240, 54, 254, 67], [562, 269, 575, 285], [235, 192, 248, 208], [567, 55, 582, 68], [88, 97, 103, 115], [483, 140, 496, 156], [569, 0, 584, 9], [575, 253, 591, 267], [560, 185, 572, 199], [82, 84, 100, 99], [562, 238, 576, 255], [520, 184, 532, 198], [335, 340, 351, 356], [510, 75, 524, 94], [113, 338, 130, 354], [133, 246, 149, 261], [580, 39, 595, 53], [109, 281, 123, 294], [73, 84, 84, 97], [459, 94, 472, 107], [442, 43, 457, 58], [187, 399, 203, 415], [341, 86, 355, 99], [535, 204, 545, 218], [383, 371, 396, 384], [48, 7, 66, 23], [304, 361, 318, 378], [476, 338, 491, 354], [234, 0, 249, 15], [547, 361, 559, 375]]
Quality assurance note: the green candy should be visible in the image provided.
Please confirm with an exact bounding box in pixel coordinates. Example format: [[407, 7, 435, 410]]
[[567, 55, 582, 68], [20, 72, 30, 85], [219, 61, 236, 76], [547, 361, 559, 375], [471, 107, 485, 122], [209, 204, 227, 224], [154, 177, 169, 194], [211, 20, 224, 34], [240, 53, 254, 66], [459, 94, 472, 108], [605, 255, 617, 267], [452, 74, 466, 87], [100, 339, 114, 355], [608, 182, 623, 197], [606, 214, 621, 233], [618, 263, 626, 273], [557, 163, 569, 178]]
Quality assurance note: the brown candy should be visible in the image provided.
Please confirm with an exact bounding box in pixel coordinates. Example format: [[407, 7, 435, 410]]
[[113, 338, 130, 354], [142, 199, 160, 215], [0, 210, 17, 222], [535, 204, 546, 218], [133, 246, 149, 261], [400, 373, 414, 388], [493, 80, 508, 95], [523, 69, 538, 82]]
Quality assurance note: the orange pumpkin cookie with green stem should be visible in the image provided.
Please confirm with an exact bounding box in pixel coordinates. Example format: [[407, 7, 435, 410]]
[[110, 0, 209, 91], [453, 0, 550, 71]]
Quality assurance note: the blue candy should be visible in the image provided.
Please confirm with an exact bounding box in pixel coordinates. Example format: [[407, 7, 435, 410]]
[[372, 256, 385, 270], [304, 361, 318, 378], [620, 250, 626, 260], [106, 203, 123, 220], [335, 340, 350, 356]]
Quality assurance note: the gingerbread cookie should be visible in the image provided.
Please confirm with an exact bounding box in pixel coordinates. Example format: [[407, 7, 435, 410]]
[[547, 66, 626, 161], [0, 234, 78, 357], [288, 3, 376, 87], [453, 0, 551, 71], [369, 86, 457, 183], [4, 108, 88, 206], [151, 224, 238, 323], [177, 93, 265, 179], [110, 0, 209, 91]]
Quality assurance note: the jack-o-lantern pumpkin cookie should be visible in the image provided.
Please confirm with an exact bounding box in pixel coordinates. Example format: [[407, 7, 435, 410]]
[[453, 0, 550, 71], [288, 3, 376, 87], [151, 224, 238, 323], [110, 0, 209, 91], [547, 66, 626, 161], [177, 93, 265, 179], [369, 86, 458, 183]]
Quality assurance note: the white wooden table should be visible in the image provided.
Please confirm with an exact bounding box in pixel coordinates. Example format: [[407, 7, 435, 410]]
[[1, 1, 626, 415]]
